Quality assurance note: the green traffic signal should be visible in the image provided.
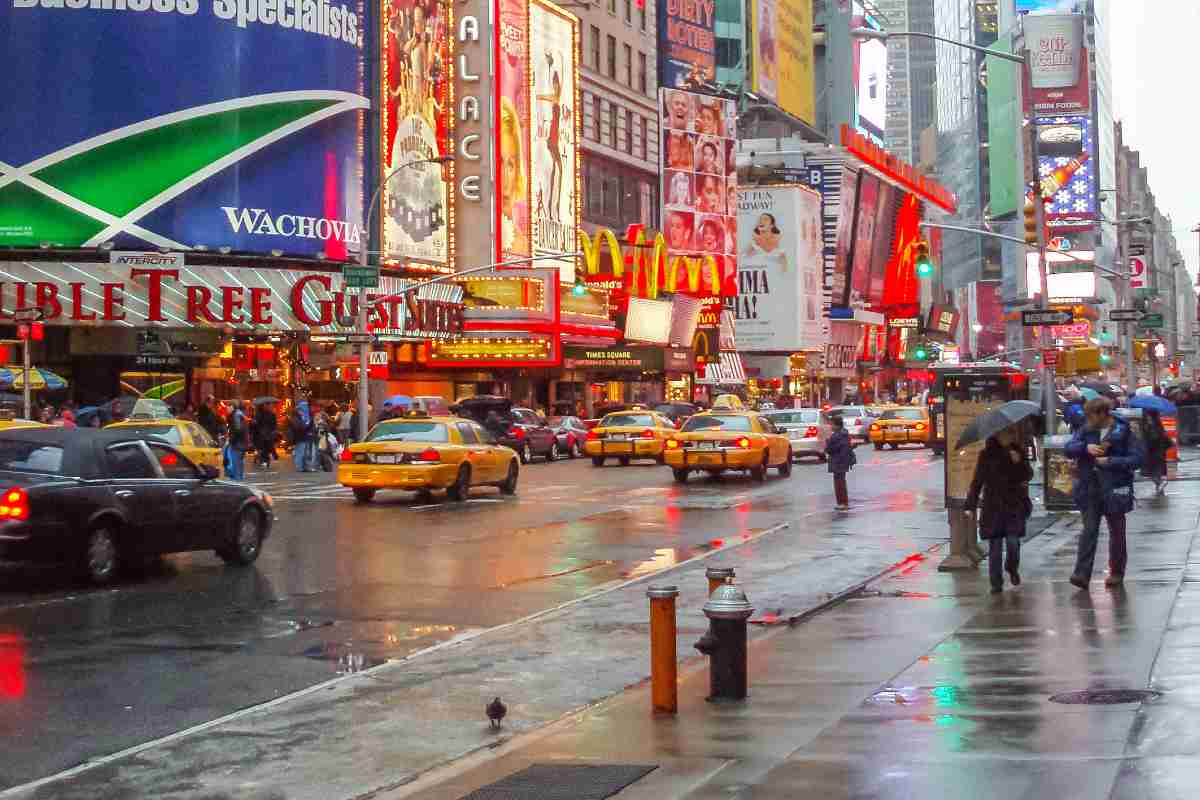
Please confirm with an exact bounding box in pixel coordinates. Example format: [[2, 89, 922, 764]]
[[913, 240, 933, 278], [914, 347, 928, 361]]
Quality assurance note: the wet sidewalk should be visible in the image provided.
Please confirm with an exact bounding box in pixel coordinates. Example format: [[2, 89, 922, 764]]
[[396, 491, 1200, 800]]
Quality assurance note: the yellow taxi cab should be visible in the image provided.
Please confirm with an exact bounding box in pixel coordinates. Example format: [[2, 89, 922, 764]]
[[0, 412, 49, 431], [868, 406, 932, 450], [663, 410, 793, 483], [711, 394, 746, 410], [105, 418, 224, 471], [584, 408, 678, 466], [338, 413, 519, 503]]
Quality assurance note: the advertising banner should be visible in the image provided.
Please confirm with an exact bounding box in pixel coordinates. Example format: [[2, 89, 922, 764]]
[[1037, 115, 1095, 229], [750, 0, 815, 125], [498, 0, 532, 262], [381, 0, 451, 267], [986, 33, 1022, 218], [2, 0, 368, 257], [530, 0, 580, 283], [735, 185, 824, 352], [660, 88, 738, 298], [1023, 14, 1090, 116], [658, 0, 717, 91], [851, 2, 886, 142], [831, 166, 859, 307]]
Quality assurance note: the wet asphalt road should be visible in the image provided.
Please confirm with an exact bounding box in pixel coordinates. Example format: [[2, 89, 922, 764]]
[[0, 444, 943, 790]]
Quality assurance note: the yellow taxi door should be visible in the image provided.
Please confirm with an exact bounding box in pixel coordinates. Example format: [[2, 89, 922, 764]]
[[455, 422, 493, 483], [186, 422, 221, 470], [758, 417, 786, 464]]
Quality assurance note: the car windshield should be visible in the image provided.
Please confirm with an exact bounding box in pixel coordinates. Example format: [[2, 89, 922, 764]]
[[769, 411, 817, 424], [602, 414, 655, 427], [0, 440, 64, 474], [366, 422, 450, 443], [881, 409, 925, 421], [682, 415, 752, 433], [112, 425, 183, 444]]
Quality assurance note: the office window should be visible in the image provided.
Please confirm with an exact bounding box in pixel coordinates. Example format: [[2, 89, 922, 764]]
[[607, 35, 617, 79], [638, 116, 647, 159], [638, 52, 647, 94], [625, 109, 633, 153], [623, 44, 632, 86], [607, 0, 615, 13], [593, 94, 601, 140], [590, 25, 601, 70], [609, 101, 618, 147], [623, 0, 631, 23]]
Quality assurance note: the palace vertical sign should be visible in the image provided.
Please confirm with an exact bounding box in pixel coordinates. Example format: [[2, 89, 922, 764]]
[[454, 0, 495, 270]]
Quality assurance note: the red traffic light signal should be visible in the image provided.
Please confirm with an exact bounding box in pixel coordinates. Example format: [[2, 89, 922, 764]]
[[30, 322, 44, 342]]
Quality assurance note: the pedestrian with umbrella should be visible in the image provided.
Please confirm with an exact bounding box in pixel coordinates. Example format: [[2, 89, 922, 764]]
[[1065, 396, 1143, 589], [1140, 409, 1171, 495], [253, 399, 279, 470]]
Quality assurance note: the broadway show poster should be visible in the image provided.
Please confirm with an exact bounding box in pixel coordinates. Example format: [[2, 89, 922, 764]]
[[382, 0, 451, 266], [658, 0, 717, 90], [498, 0, 531, 261], [831, 166, 858, 307], [849, 169, 879, 307], [530, 0, 579, 283]]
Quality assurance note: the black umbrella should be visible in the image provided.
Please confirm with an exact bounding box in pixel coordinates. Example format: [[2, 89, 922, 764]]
[[954, 400, 1042, 450], [1077, 380, 1122, 399], [253, 396, 280, 406]]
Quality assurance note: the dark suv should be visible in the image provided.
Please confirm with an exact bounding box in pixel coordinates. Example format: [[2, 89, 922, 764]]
[[451, 396, 560, 463]]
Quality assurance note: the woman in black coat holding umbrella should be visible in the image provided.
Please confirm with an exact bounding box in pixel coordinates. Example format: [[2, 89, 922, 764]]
[[965, 424, 1034, 594]]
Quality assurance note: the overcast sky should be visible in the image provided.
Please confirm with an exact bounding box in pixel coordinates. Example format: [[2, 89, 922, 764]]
[[1110, 2, 1199, 281]]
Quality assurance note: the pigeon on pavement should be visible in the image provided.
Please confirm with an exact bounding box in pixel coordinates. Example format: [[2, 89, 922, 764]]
[[486, 696, 507, 730]]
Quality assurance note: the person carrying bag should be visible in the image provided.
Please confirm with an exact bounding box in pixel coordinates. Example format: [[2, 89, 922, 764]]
[[965, 425, 1033, 594]]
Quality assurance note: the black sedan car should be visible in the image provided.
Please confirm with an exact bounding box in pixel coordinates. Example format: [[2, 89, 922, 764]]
[[0, 428, 274, 584], [451, 396, 559, 463]]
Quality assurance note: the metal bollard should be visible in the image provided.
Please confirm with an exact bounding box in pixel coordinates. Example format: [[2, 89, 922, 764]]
[[694, 582, 754, 702], [706, 566, 735, 595], [647, 585, 679, 714]]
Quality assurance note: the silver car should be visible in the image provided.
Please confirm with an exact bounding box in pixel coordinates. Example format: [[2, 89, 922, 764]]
[[828, 406, 874, 442], [762, 409, 832, 461]]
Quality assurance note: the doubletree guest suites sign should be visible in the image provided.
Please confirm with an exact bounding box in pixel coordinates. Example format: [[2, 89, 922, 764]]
[[1, 0, 369, 257]]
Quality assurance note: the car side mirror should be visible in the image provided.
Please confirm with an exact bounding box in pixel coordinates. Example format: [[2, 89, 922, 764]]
[[200, 464, 219, 481]]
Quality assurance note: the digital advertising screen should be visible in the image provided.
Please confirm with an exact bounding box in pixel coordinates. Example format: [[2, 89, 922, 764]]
[[849, 170, 879, 307], [1038, 115, 1096, 230], [851, 2, 886, 143], [831, 166, 859, 308], [2, 0, 369, 258], [658, 0, 717, 91]]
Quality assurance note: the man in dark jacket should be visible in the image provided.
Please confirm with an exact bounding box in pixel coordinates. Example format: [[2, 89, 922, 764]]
[[965, 427, 1034, 593], [1065, 397, 1143, 589], [198, 396, 223, 442], [824, 415, 855, 511]]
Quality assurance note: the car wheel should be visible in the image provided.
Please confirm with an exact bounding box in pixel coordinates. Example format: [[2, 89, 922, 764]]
[[672, 468, 690, 483], [447, 465, 471, 502], [655, 453, 665, 465], [751, 452, 768, 482], [221, 507, 263, 565], [547, 441, 560, 462], [873, 443, 883, 451], [499, 461, 519, 495], [618, 457, 631, 466], [353, 488, 376, 503], [779, 451, 793, 476], [520, 443, 532, 464], [889, 443, 899, 450], [82, 526, 119, 585], [591, 456, 605, 467]]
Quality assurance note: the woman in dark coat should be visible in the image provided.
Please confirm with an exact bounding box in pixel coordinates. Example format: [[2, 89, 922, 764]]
[[253, 403, 279, 469], [824, 414, 856, 511], [1141, 409, 1170, 495], [965, 425, 1033, 594]]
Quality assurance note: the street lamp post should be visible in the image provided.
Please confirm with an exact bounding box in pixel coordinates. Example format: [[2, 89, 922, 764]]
[[355, 156, 452, 442]]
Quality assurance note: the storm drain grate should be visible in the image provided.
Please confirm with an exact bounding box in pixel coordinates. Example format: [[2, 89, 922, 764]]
[[458, 763, 657, 800], [1049, 689, 1162, 705]]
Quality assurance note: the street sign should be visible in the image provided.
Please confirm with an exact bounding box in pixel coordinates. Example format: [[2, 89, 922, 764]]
[[1129, 256, 1147, 289], [1022, 309, 1073, 327], [1137, 312, 1165, 329], [342, 264, 379, 289], [1128, 243, 1146, 257], [1042, 349, 1059, 367], [1109, 308, 1143, 322], [344, 333, 374, 344]]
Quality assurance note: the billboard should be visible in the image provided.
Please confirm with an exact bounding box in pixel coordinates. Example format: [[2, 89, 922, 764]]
[[1017, 0, 1079, 12], [529, 0, 580, 283], [735, 185, 824, 352], [658, 0, 717, 91], [382, 0, 451, 267], [831, 166, 859, 308], [498, 0, 532, 262], [986, 33, 1022, 218], [750, 0, 814, 124], [2, 0, 368, 258], [1038, 115, 1096, 230], [660, 88, 738, 297], [851, 2, 886, 142], [1024, 14, 1090, 116]]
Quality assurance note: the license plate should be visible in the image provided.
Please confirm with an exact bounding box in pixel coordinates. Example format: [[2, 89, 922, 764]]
[[607, 443, 633, 453], [696, 453, 721, 464], [373, 454, 397, 464], [699, 441, 718, 450], [609, 434, 627, 441]]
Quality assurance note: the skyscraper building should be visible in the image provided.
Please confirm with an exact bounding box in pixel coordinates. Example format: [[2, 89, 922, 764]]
[[876, 0, 937, 165]]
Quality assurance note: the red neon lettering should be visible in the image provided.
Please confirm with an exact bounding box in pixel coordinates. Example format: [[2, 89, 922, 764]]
[[33, 283, 61, 321], [100, 283, 125, 321], [69, 283, 96, 321], [221, 286, 245, 324], [14, 283, 28, 312], [249, 287, 272, 325], [186, 285, 221, 324], [130, 269, 178, 323]]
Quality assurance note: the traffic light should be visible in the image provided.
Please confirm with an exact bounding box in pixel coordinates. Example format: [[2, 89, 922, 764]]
[[30, 322, 43, 342], [571, 278, 588, 297], [914, 346, 928, 361], [914, 240, 934, 278], [1023, 199, 1039, 245]]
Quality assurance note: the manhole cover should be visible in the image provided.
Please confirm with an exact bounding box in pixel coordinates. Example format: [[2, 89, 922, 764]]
[[459, 763, 657, 800], [1049, 689, 1161, 705]]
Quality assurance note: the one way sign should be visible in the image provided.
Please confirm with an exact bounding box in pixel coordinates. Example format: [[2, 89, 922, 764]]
[[1022, 309, 1074, 327], [1109, 309, 1144, 323]]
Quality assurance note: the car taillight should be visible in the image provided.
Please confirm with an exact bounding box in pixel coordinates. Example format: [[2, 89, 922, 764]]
[[914, 423, 927, 431], [640, 429, 655, 439], [509, 426, 526, 440], [414, 448, 441, 463], [870, 423, 880, 432], [0, 488, 28, 521], [805, 426, 818, 438], [737, 437, 752, 449], [340, 448, 354, 462], [586, 430, 599, 441], [665, 439, 681, 450]]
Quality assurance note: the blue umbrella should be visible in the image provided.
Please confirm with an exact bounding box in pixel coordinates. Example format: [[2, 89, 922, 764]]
[[383, 395, 412, 409], [1078, 387, 1101, 402], [1129, 395, 1177, 416]]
